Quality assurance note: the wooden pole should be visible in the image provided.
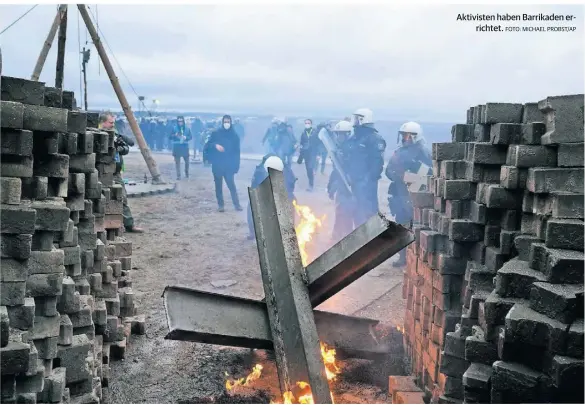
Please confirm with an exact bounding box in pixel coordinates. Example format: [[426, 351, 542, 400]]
[[31, 5, 66, 81], [77, 4, 163, 183], [82, 48, 89, 110], [55, 4, 68, 89]]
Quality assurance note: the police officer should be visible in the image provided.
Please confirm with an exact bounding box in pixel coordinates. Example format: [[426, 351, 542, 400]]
[[385, 121, 432, 267], [344, 108, 386, 226], [327, 120, 355, 242]]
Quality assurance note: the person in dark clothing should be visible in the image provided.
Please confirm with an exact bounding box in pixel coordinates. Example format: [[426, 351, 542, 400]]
[[246, 154, 297, 240], [326, 120, 354, 243], [169, 116, 192, 180], [346, 108, 386, 226], [297, 118, 319, 191], [190, 117, 205, 159], [262, 119, 279, 154], [385, 121, 432, 267], [275, 122, 296, 166], [203, 114, 243, 212]]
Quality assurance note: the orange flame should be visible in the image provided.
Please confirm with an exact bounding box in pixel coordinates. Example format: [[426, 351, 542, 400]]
[[320, 342, 340, 381], [271, 381, 335, 404], [225, 364, 263, 391], [292, 200, 325, 267]]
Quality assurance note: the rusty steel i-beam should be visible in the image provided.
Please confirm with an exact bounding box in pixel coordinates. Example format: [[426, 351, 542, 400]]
[[249, 168, 332, 403], [163, 170, 415, 401]]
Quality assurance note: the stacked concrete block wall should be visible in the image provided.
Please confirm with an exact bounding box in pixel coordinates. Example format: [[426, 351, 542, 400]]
[[1, 75, 144, 404], [400, 95, 584, 404]]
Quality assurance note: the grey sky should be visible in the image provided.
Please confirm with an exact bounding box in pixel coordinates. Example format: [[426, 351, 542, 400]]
[[1, 3, 583, 122]]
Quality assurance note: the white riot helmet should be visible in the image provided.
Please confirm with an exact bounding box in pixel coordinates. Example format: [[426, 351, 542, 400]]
[[352, 108, 374, 126], [398, 121, 423, 145], [333, 120, 353, 133], [264, 156, 284, 172]]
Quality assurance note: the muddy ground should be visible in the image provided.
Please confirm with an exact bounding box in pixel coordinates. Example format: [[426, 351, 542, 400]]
[[102, 151, 407, 404]]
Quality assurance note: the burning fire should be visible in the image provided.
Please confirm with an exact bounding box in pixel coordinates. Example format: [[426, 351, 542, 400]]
[[225, 364, 263, 391], [320, 342, 340, 381], [292, 200, 325, 267], [226, 342, 339, 403]]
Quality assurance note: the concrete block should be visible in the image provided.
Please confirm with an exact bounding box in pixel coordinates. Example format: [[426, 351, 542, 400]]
[[443, 180, 476, 200], [34, 336, 58, 359], [56, 334, 92, 384], [465, 142, 507, 165], [492, 360, 555, 402], [539, 94, 584, 144], [28, 248, 65, 274], [465, 329, 498, 365], [520, 122, 546, 144], [21, 176, 48, 200], [69, 154, 96, 174], [34, 296, 58, 317], [432, 143, 465, 161], [548, 355, 584, 403], [463, 362, 492, 391], [57, 277, 81, 314], [1, 129, 33, 156], [522, 102, 544, 123], [67, 111, 87, 134], [484, 102, 523, 124], [22, 105, 67, 132], [566, 319, 584, 358], [6, 298, 35, 330], [545, 218, 584, 251], [440, 351, 470, 378], [472, 124, 490, 142], [0, 341, 30, 376], [529, 282, 583, 324], [505, 303, 568, 354], [1, 155, 33, 178], [449, 220, 484, 242], [451, 124, 474, 142], [1, 76, 44, 105], [0, 258, 29, 282], [43, 86, 62, 107], [0, 100, 24, 129], [59, 132, 78, 155], [557, 143, 584, 167], [30, 199, 70, 232], [485, 185, 521, 209], [0, 281, 26, 306], [29, 315, 60, 340], [495, 258, 546, 298], [33, 154, 69, 179], [506, 145, 557, 168], [490, 123, 522, 145], [527, 167, 584, 194], [0, 234, 32, 260], [59, 315, 73, 346]]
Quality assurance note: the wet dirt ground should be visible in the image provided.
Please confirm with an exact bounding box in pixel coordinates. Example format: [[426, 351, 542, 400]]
[[103, 151, 407, 404]]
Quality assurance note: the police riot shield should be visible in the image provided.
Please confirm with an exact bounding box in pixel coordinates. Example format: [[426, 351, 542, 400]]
[[318, 128, 353, 195]]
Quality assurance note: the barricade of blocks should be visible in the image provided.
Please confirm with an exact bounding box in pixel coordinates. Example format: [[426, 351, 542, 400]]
[[1, 75, 144, 404], [399, 96, 584, 404]]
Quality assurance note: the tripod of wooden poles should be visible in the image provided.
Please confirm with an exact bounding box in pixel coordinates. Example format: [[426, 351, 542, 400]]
[[30, 4, 164, 184]]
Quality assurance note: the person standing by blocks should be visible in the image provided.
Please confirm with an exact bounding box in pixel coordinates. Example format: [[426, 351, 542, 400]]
[[99, 112, 144, 233], [203, 115, 243, 212], [169, 116, 192, 180]]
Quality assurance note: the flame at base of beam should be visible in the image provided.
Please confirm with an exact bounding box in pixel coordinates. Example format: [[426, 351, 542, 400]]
[[225, 364, 263, 391], [271, 381, 335, 404]]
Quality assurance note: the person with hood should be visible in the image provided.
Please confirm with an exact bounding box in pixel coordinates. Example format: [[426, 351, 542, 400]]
[[297, 118, 319, 191], [385, 121, 432, 267], [246, 154, 297, 240], [203, 114, 243, 212], [169, 115, 192, 180]]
